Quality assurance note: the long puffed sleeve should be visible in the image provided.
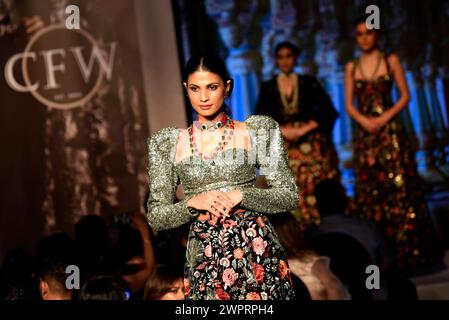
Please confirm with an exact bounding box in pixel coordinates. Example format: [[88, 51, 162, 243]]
[[146, 127, 198, 232], [237, 115, 299, 213]]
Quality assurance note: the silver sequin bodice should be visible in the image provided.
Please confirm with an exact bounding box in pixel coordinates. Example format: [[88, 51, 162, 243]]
[[146, 115, 299, 231]]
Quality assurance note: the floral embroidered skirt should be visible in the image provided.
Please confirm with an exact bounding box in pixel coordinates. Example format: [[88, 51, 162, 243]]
[[285, 131, 340, 229], [353, 118, 442, 271], [184, 207, 295, 300]]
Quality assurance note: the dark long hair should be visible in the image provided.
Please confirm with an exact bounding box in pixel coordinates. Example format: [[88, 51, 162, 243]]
[[274, 41, 301, 58], [353, 13, 391, 56]]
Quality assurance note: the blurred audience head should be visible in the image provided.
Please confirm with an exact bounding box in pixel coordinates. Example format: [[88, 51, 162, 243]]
[[315, 179, 348, 216], [38, 257, 72, 300], [308, 232, 373, 300], [34, 232, 75, 270], [154, 223, 189, 268], [107, 221, 143, 275], [1, 249, 33, 299], [268, 212, 309, 259], [0, 269, 28, 300], [77, 275, 130, 300], [74, 215, 109, 277], [75, 215, 109, 247], [144, 264, 184, 300]]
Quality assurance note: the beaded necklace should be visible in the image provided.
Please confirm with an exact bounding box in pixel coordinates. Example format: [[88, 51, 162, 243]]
[[277, 72, 299, 115], [358, 51, 382, 80], [188, 114, 235, 160]]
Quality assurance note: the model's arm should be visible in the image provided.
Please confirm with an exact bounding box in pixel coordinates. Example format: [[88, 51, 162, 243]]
[[123, 213, 156, 294], [236, 116, 299, 213], [146, 129, 198, 232], [345, 61, 364, 124], [374, 54, 410, 127], [344, 61, 378, 133]]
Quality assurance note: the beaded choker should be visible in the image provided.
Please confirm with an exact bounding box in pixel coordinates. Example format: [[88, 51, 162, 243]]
[[193, 112, 229, 131]]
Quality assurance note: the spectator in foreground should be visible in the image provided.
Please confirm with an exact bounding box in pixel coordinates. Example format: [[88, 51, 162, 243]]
[[38, 257, 73, 300], [77, 275, 130, 300], [310, 179, 392, 272], [143, 264, 184, 300], [270, 212, 351, 300]]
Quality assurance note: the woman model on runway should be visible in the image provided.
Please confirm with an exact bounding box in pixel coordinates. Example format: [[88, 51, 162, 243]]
[[345, 17, 442, 272], [256, 41, 340, 229], [147, 53, 298, 299]]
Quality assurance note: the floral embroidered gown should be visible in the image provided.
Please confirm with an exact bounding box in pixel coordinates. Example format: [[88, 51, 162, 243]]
[[351, 57, 442, 271], [256, 74, 340, 229], [147, 115, 298, 300]]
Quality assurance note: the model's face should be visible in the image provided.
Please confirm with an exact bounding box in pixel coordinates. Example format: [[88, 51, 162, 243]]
[[184, 71, 231, 119], [355, 22, 378, 52], [159, 279, 185, 300], [275, 48, 297, 74]]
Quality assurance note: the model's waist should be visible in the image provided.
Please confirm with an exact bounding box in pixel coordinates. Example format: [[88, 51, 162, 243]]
[[358, 102, 393, 115]]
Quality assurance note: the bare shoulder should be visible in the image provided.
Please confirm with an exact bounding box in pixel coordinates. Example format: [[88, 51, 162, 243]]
[[387, 53, 401, 67], [345, 60, 355, 74], [345, 61, 356, 79]]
